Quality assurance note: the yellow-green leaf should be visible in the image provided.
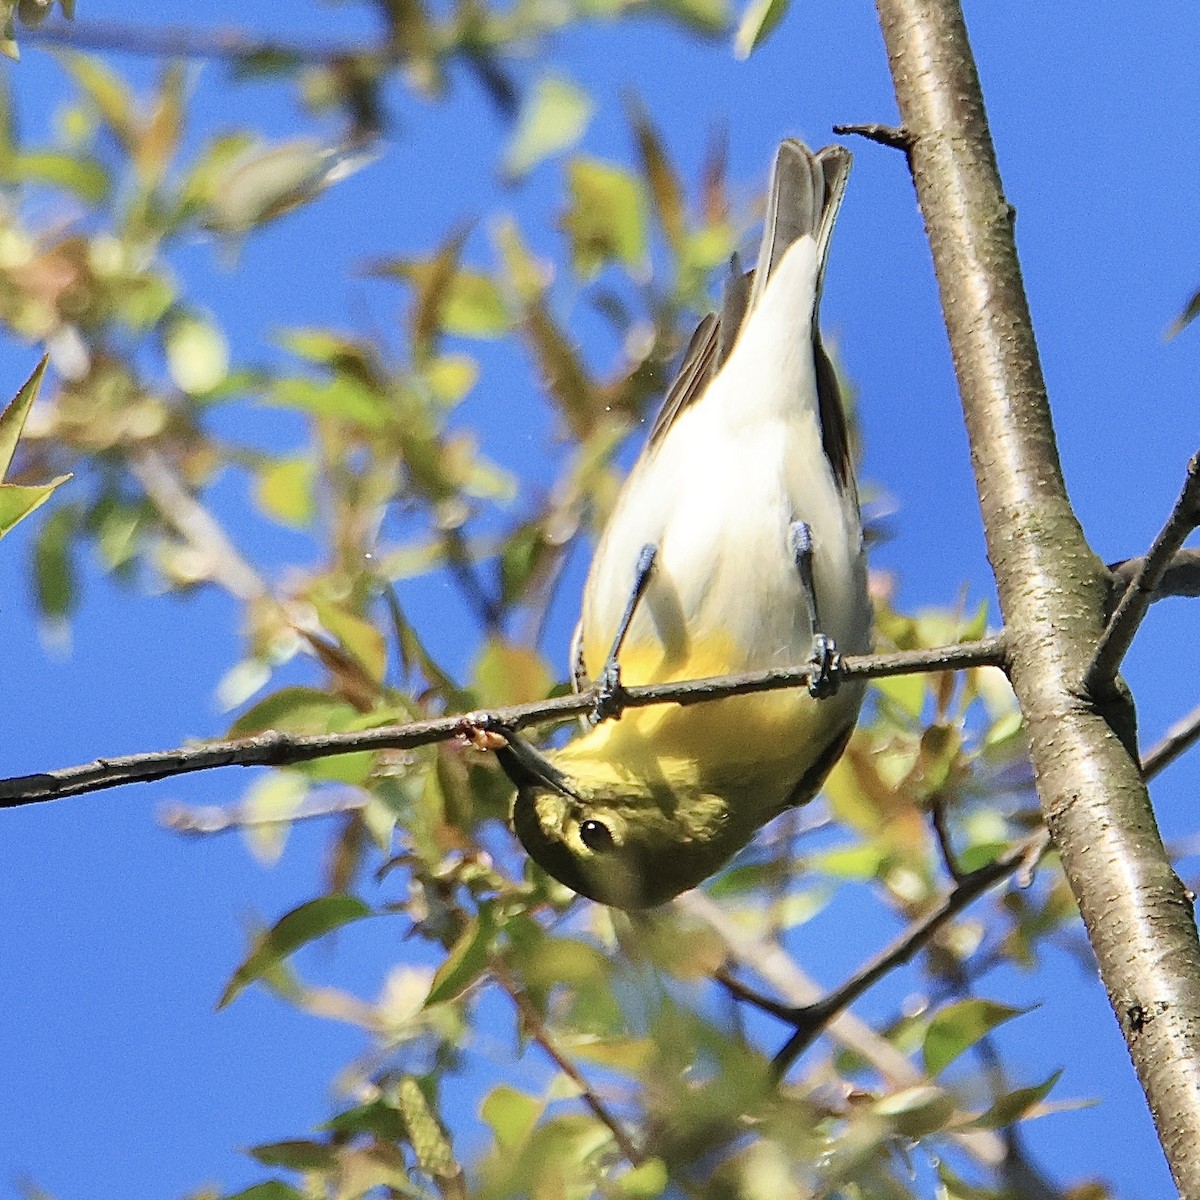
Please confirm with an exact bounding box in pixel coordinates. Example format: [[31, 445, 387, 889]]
[[471, 637, 553, 707], [255, 456, 316, 528], [0, 478, 70, 540], [0, 356, 48, 478], [965, 1069, 1062, 1129], [502, 75, 593, 181], [219, 894, 373, 1008], [733, 0, 789, 58], [924, 999, 1027, 1077], [425, 907, 498, 1006], [228, 686, 362, 737], [563, 156, 647, 277], [612, 1157, 669, 1199], [481, 1086, 542, 1151]]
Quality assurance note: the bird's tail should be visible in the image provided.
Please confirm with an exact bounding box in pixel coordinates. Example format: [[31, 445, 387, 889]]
[[747, 140, 851, 317]]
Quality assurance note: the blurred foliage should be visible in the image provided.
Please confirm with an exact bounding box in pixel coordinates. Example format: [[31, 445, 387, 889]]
[[0, 6, 1109, 1200]]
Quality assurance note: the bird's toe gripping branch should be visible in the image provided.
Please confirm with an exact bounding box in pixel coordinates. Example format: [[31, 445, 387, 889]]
[[789, 521, 842, 699]]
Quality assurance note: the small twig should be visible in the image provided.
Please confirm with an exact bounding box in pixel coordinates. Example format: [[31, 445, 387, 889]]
[[1085, 452, 1200, 694], [159, 791, 368, 835], [133, 448, 382, 707], [678, 892, 1007, 1168], [929, 795, 965, 883], [770, 830, 1051, 1075], [130, 449, 269, 604], [832, 122, 914, 153], [491, 958, 642, 1166], [1109, 547, 1200, 605], [22, 18, 380, 65], [1142, 700, 1200, 781], [0, 637, 1008, 810], [443, 527, 503, 632]]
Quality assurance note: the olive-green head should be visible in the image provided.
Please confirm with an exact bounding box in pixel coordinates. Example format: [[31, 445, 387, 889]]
[[497, 735, 748, 909]]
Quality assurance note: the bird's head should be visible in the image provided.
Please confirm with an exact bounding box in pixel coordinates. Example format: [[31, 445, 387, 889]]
[[497, 732, 743, 909]]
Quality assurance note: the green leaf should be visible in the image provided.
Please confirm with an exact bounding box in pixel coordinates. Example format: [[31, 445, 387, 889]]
[[966, 1069, 1062, 1129], [563, 156, 647, 277], [655, 0, 729, 35], [224, 1184, 305, 1200], [923, 999, 1027, 1076], [425, 907, 498, 1006], [266, 375, 390, 429], [440, 274, 513, 337], [218, 894, 373, 1008], [502, 75, 593, 181], [0, 356, 47, 478], [471, 637, 553, 707], [32, 501, 79, 619], [733, 0, 789, 58], [201, 139, 369, 234], [0, 478, 70, 540], [312, 597, 388, 684], [369, 254, 514, 341], [228, 686, 362, 737], [481, 1085, 542, 1151], [612, 1157, 669, 1199], [59, 52, 139, 153], [248, 1140, 338, 1171], [627, 98, 685, 251], [255, 457, 316, 528], [11, 150, 109, 201]]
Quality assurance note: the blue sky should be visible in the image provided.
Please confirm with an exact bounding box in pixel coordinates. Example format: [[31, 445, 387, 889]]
[[0, 3, 1197, 1197]]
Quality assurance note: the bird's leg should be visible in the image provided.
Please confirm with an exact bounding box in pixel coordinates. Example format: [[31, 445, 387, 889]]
[[593, 543, 658, 722], [789, 521, 841, 699]]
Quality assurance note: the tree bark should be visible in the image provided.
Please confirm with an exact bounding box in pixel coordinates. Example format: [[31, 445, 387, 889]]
[[872, 0, 1200, 1191]]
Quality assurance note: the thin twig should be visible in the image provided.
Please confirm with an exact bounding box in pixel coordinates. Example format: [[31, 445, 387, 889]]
[[130, 449, 268, 604], [1085, 452, 1200, 694], [159, 791, 368, 835], [678, 892, 1006, 1168], [929, 794, 965, 883], [132, 448, 382, 707], [0, 637, 1008, 809], [770, 830, 1051, 1074], [832, 122, 914, 153], [1109, 548, 1200, 605], [1142, 700, 1200, 781], [22, 18, 380, 65], [490, 958, 642, 1165]]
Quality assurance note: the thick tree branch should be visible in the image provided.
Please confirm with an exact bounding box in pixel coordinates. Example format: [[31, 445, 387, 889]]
[[0, 638, 1006, 809], [873, 0, 1200, 1190]]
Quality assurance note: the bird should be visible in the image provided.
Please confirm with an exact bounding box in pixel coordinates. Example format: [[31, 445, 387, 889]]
[[497, 139, 871, 908]]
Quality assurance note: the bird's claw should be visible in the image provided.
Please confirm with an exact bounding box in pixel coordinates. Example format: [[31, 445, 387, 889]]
[[807, 635, 842, 699], [591, 661, 626, 723]]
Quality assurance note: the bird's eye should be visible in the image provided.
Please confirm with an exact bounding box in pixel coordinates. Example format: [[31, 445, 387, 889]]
[[579, 819, 615, 852]]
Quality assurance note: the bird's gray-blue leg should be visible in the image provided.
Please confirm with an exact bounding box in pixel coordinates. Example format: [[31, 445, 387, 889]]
[[593, 543, 657, 722], [789, 521, 840, 699]]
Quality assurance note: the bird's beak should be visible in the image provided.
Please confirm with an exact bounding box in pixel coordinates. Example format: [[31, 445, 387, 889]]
[[493, 728, 583, 801]]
